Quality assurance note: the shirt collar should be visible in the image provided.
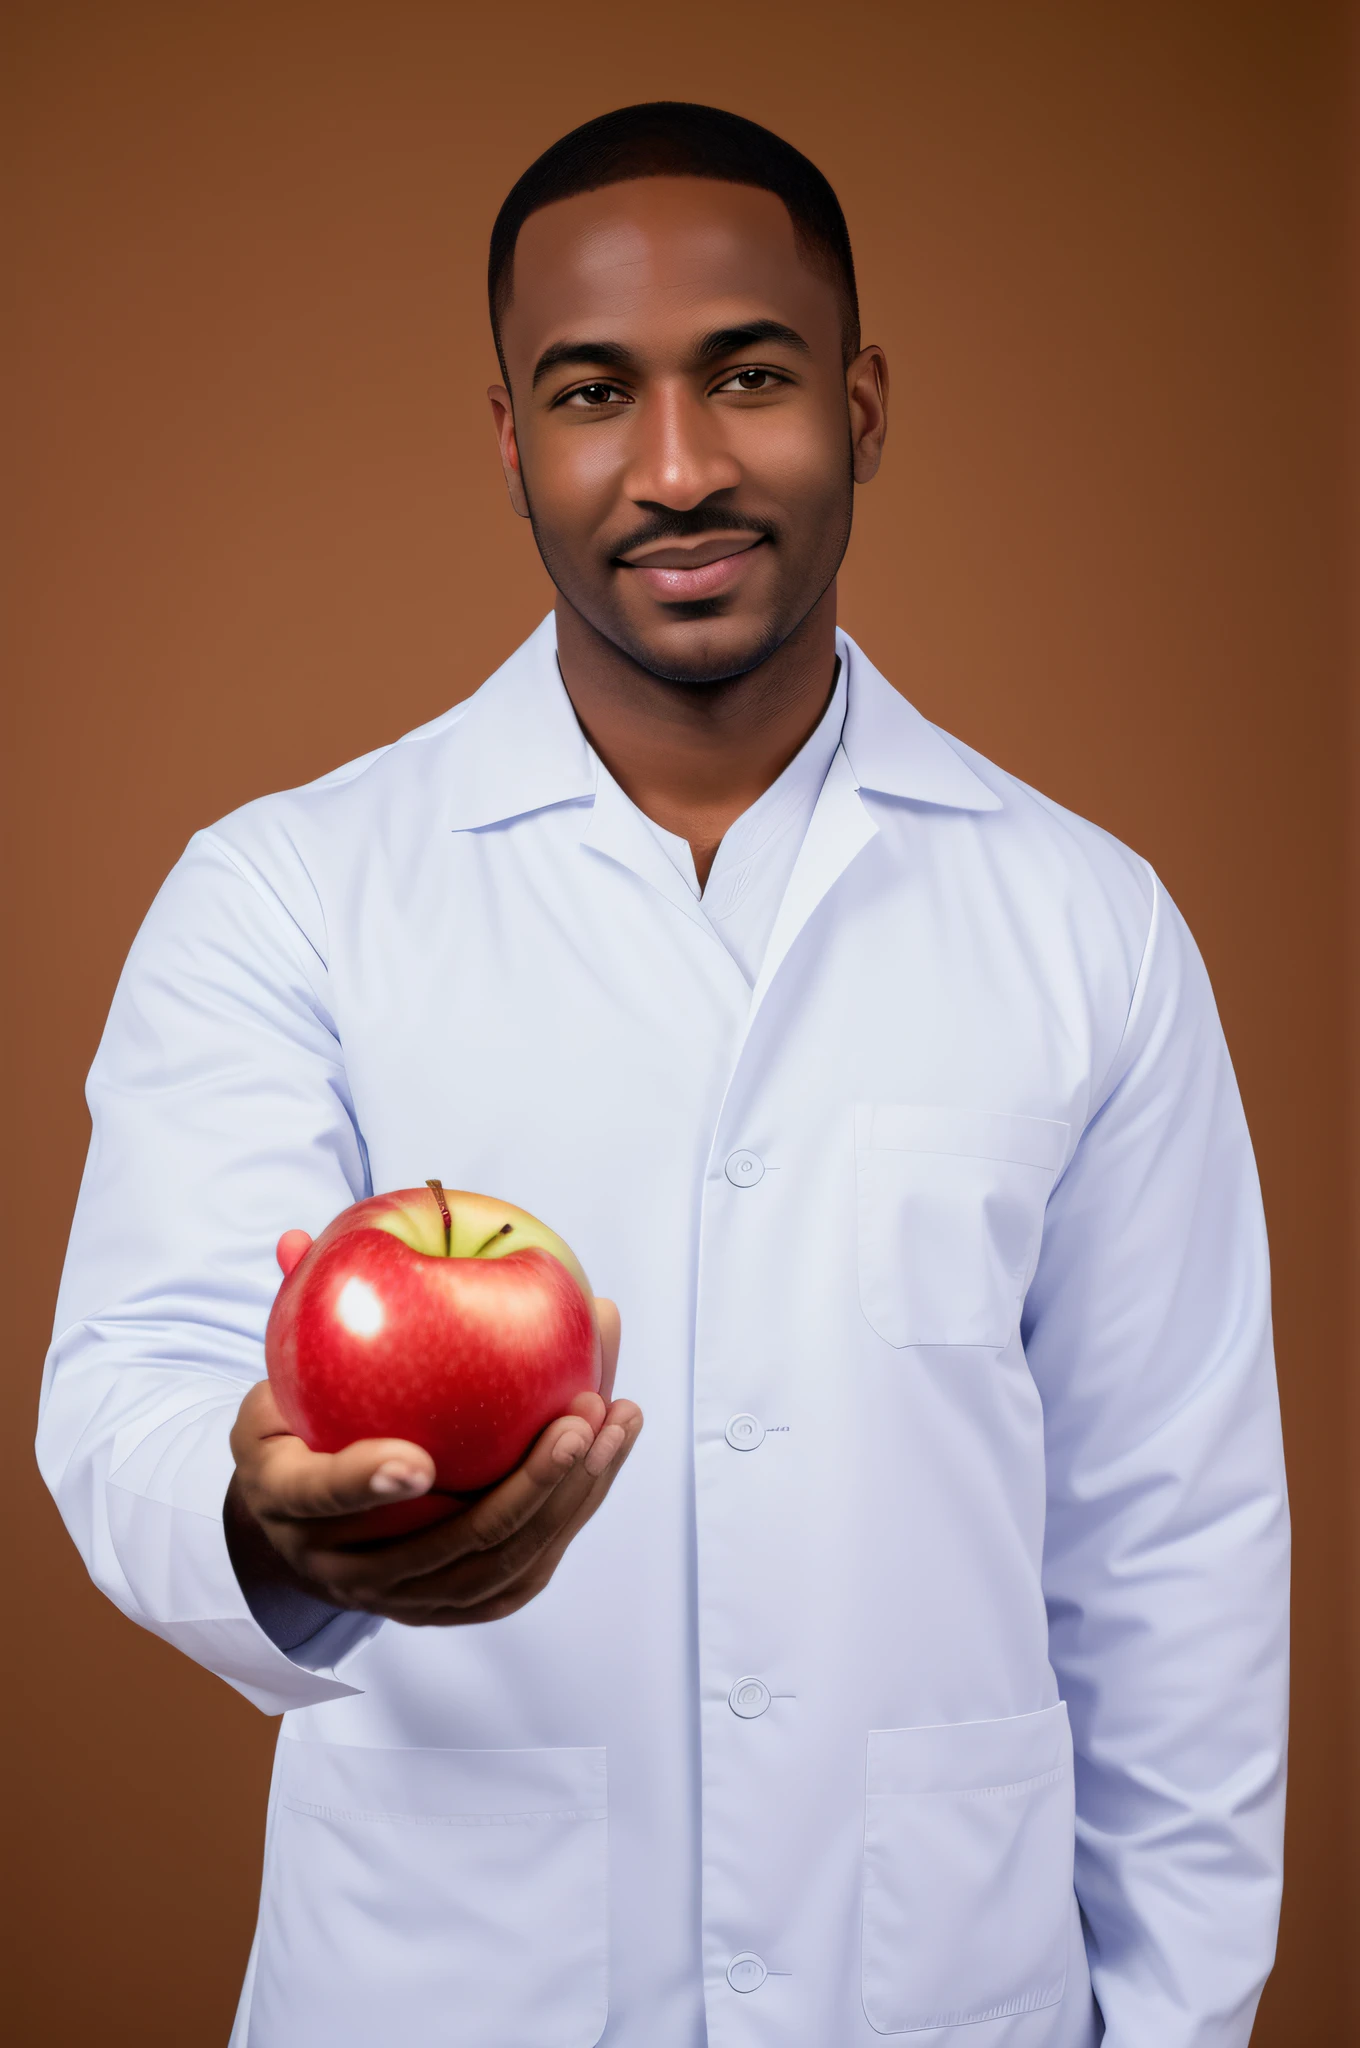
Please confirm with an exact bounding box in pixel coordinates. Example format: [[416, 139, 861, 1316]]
[[723, 649, 848, 857], [439, 614, 1000, 832]]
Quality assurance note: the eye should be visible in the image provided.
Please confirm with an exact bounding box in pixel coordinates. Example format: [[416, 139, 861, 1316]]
[[558, 381, 631, 409], [713, 366, 787, 395]]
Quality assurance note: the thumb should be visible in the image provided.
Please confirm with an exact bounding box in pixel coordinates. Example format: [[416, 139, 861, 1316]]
[[235, 1380, 436, 1522], [256, 1432, 438, 1522]]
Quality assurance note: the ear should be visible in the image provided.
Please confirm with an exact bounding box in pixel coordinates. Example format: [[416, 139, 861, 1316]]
[[488, 385, 531, 519], [846, 345, 889, 485]]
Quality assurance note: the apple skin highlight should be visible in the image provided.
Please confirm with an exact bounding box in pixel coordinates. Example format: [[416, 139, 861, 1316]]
[[265, 1187, 601, 1496]]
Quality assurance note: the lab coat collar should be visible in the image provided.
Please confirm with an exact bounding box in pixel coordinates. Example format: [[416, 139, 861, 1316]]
[[744, 642, 999, 1011], [837, 634, 1002, 813], [441, 616, 595, 832], [440, 614, 1000, 832]]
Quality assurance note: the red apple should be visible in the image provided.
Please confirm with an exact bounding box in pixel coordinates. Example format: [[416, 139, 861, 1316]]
[[265, 1183, 601, 1504]]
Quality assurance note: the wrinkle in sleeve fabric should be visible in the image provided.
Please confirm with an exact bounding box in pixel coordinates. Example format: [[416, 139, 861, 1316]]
[[37, 827, 382, 1714], [1023, 867, 1288, 2048]]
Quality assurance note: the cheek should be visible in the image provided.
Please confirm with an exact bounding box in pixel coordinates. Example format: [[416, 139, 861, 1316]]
[[521, 427, 625, 527], [732, 410, 850, 518]]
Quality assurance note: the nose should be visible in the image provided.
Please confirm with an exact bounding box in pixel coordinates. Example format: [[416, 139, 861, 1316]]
[[621, 377, 742, 510]]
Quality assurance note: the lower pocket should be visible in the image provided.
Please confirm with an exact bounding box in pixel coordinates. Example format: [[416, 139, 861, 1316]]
[[862, 1703, 1073, 2034], [248, 1739, 608, 2048]]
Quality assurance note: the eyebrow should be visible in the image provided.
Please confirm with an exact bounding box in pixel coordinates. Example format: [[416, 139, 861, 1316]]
[[694, 319, 811, 364], [530, 319, 812, 390], [532, 340, 636, 388]]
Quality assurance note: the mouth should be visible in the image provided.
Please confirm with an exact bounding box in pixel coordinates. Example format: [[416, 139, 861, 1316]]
[[615, 532, 768, 603]]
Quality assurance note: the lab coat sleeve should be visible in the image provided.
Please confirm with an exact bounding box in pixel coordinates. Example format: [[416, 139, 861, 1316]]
[[37, 826, 384, 1715], [1022, 867, 1288, 2047]]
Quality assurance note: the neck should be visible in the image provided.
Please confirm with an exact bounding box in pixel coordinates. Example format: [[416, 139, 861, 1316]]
[[554, 586, 840, 887]]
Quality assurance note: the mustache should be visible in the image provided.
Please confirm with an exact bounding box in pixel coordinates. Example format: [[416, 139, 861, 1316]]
[[610, 506, 779, 561]]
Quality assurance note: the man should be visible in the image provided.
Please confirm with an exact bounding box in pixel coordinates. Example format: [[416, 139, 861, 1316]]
[[39, 101, 1287, 2048]]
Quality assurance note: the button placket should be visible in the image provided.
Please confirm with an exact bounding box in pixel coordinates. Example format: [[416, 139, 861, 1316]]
[[696, 1134, 794, 2038]]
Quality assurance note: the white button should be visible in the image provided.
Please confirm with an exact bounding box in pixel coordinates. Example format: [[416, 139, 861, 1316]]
[[727, 1952, 768, 1993], [725, 1150, 765, 1186], [725, 1412, 765, 1451], [729, 1676, 772, 1718]]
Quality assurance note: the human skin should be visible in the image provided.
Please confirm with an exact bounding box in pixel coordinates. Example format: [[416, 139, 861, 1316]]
[[227, 173, 886, 1621], [490, 174, 888, 882]]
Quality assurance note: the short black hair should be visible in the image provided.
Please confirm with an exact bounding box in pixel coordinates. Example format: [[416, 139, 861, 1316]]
[[488, 101, 860, 374]]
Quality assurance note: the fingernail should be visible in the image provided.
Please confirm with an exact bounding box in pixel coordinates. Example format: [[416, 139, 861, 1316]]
[[371, 1462, 423, 1498]]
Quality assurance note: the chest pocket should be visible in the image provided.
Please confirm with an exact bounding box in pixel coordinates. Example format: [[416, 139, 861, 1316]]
[[855, 1105, 1069, 1349]]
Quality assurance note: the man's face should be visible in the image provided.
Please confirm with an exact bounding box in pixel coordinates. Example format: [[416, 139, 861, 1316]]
[[490, 177, 885, 685]]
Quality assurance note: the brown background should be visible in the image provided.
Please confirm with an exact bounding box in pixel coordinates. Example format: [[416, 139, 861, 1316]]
[[4, 3, 1356, 2041]]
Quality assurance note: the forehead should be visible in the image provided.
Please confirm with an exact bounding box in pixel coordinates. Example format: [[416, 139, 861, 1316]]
[[500, 176, 842, 361]]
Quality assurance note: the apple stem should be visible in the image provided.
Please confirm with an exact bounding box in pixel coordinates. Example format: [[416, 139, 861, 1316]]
[[425, 1179, 452, 1255]]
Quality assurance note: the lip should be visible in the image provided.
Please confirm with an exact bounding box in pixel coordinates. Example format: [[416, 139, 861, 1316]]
[[618, 535, 767, 602]]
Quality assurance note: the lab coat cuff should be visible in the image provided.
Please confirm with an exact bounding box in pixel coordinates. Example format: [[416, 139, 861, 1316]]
[[105, 1396, 382, 1715]]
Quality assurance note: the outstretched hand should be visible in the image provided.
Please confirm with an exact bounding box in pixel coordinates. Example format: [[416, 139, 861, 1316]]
[[225, 1298, 642, 1627]]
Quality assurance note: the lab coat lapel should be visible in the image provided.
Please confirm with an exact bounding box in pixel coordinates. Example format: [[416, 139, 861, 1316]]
[[745, 633, 1001, 1019], [747, 746, 877, 1013]]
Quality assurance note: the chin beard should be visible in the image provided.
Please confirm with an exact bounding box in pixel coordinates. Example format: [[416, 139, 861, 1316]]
[[614, 611, 790, 688], [537, 565, 791, 687]]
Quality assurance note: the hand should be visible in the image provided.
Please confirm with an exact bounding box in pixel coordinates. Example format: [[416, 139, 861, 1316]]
[[224, 1298, 642, 1626]]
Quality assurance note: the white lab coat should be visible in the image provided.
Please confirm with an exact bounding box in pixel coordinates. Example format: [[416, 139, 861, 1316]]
[[39, 619, 1288, 2048]]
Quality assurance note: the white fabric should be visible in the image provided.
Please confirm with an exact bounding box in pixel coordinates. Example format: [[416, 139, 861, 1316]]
[[625, 655, 846, 985], [38, 617, 1288, 2048]]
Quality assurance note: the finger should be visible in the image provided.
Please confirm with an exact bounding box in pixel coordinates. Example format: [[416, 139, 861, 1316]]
[[234, 1377, 439, 1522], [464, 1407, 643, 1599], [467, 1404, 641, 1574], [553, 1400, 606, 1466], [425, 1415, 598, 1557], [594, 1298, 621, 1402], [276, 1229, 313, 1277], [584, 1398, 641, 1477], [455, 1404, 640, 1550], [317, 1408, 601, 1594], [251, 1429, 437, 1522], [372, 1406, 644, 1617], [384, 1461, 619, 1622]]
